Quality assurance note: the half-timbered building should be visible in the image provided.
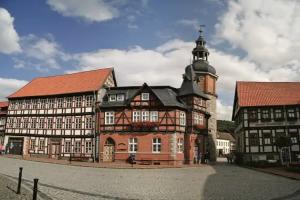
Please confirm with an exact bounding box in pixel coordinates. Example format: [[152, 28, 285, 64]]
[[99, 80, 210, 165], [233, 82, 300, 163], [4, 68, 116, 159], [0, 102, 8, 146]]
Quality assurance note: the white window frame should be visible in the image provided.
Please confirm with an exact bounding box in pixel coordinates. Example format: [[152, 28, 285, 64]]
[[152, 138, 161, 153], [133, 111, 140, 122], [75, 117, 82, 129], [180, 112, 186, 126], [47, 118, 53, 129], [30, 139, 36, 149], [141, 93, 149, 101], [66, 117, 72, 129], [177, 138, 184, 153], [38, 140, 45, 150], [57, 98, 64, 108], [75, 96, 82, 107], [141, 111, 149, 122], [56, 118, 63, 129], [109, 95, 116, 102], [86, 95, 93, 107], [128, 138, 138, 153], [66, 97, 73, 108], [64, 141, 71, 153], [39, 118, 45, 129], [85, 117, 93, 129], [105, 112, 114, 125], [74, 141, 81, 153], [85, 141, 92, 154], [150, 111, 158, 122], [117, 94, 124, 101]]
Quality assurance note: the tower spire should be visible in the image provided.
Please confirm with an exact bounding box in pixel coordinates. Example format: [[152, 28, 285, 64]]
[[192, 25, 209, 63]]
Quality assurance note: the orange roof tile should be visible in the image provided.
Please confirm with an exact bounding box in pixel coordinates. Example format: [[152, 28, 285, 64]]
[[9, 68, 114, 98], [0, 101, 8, 108], [236, 81, 300, 107]]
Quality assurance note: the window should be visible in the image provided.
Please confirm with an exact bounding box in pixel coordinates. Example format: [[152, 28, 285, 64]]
[[85, 117, 93, 129], [129, 138, 138, 153], [141, 93, 149, 101], [57, 98, 64, 108], [249, 109, 257, 122], [261, 109, 270, 121], [75, 96, 82, 107], [249, 132, 259, 146], [117, 94, 124, 101], [194, 113, 204, 125], [289, 129, 298, 144], [75, 117, 82, 129], [274, 109, 283, 120], [180, 112, 186, 126], [30, 139, 35, 149], [141, 111, 149, 122], [66, 97, 72, 108], [64, 141, 71, 153], [23, 118, 29, 129], [152, 138, 161, 153], [66, 117, 72, 129], [105, 112, 114, 125], [85, 141, 92, 154], [109, 95, 116, 102], [150, 111, 158, 122], [16, 118, 21, 128], [86, 95, 93, 107], [38, 140, 45, 150], [32, 99, 38, 109], [74, 141, 81, 153], [287, 108, 296, 119], [25, 100, 31, 109], [49, 99, 55, 109], [31, 118, 37, 129], [56, 118, 63, 129], [263, 133, 271, 145], [47, 118, 53, 129], [40, 99, 47, 109], [177, 138, 184, 153], [39, 118, 45, 129], [133, 111, 140, 122]]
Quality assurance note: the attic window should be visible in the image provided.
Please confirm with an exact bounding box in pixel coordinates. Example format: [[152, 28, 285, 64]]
[[109, 94, 116, 102], [117, 94, 124, 101], [141, 93, 149, 101]]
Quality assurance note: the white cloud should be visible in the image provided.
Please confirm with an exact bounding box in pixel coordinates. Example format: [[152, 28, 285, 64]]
[[0, 8, 21, 54], [177, 19, 201, 31], [215, 0, 300, 70], [13, 34, 70, 71], [0, 78, 27, 100], [46, 0, 119, 22], [217, 100, 233, 121]]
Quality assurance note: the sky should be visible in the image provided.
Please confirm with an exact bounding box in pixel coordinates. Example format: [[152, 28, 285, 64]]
[[0, 0, 299, 120]]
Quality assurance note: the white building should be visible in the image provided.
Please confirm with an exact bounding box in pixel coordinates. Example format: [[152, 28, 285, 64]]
[[217, 131, 235, 156]]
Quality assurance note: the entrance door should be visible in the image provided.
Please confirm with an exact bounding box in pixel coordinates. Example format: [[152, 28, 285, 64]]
[[103, 138, 115, 162], [50, 139, 61, 159]]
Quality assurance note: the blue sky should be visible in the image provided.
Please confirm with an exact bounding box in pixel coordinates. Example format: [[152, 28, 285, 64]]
[[0, 0, 299, 120]]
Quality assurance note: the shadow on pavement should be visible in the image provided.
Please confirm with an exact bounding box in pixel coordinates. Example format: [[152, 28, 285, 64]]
[[201, 159, 300, 200]]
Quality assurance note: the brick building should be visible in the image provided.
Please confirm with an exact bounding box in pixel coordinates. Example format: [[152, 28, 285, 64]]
[[232, 82, 300, 163], [4, 68, 116, 158]]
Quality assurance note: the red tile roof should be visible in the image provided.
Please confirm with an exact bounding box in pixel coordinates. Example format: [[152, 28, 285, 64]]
[[0, 101, 8, 108], [9, 68, 114, 98], [236, 81, 300, 107]]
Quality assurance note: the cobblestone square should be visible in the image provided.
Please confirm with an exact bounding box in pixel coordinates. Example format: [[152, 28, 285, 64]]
[[0, 157, 299, 200]]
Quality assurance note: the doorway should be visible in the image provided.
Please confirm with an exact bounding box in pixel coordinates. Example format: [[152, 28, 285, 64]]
[[103, 138, 115, 162], [7, 138, 23, 155], [49, 139, 61, 159]]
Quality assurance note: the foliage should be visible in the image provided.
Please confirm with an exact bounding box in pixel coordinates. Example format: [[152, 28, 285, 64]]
[[217, 120, 236, 133], [274, 136, 291, 148]]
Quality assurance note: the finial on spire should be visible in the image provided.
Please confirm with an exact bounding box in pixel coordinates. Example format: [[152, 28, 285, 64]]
[[199, 25, 205, 36]]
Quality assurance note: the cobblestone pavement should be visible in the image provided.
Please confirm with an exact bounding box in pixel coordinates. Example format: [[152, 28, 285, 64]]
[[0, 173, 32, 200], [0, 157, 299, 200]]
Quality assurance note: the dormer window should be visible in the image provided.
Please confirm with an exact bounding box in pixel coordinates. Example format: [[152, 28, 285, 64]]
[[109, 94, 116, 102], [117, 94, 124, 101], [141, 93, 149, 101]]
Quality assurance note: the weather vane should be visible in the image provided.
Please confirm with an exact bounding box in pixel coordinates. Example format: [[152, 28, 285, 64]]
[[199, 25, 205, 36]]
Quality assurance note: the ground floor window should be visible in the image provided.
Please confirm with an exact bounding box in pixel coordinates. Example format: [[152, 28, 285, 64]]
[[74, 141, 81, 153], [65, 141, 71, 153], [152, 138, 161, 153], [85, 141, 92, 154], [177, 138, 184, 153], [30, 139, 35, 149], [128, 138, 138, 153], [38, 140, 45, 150]]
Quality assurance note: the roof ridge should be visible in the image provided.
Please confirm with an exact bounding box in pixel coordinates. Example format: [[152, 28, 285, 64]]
[[34, 67, 113, 80]]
